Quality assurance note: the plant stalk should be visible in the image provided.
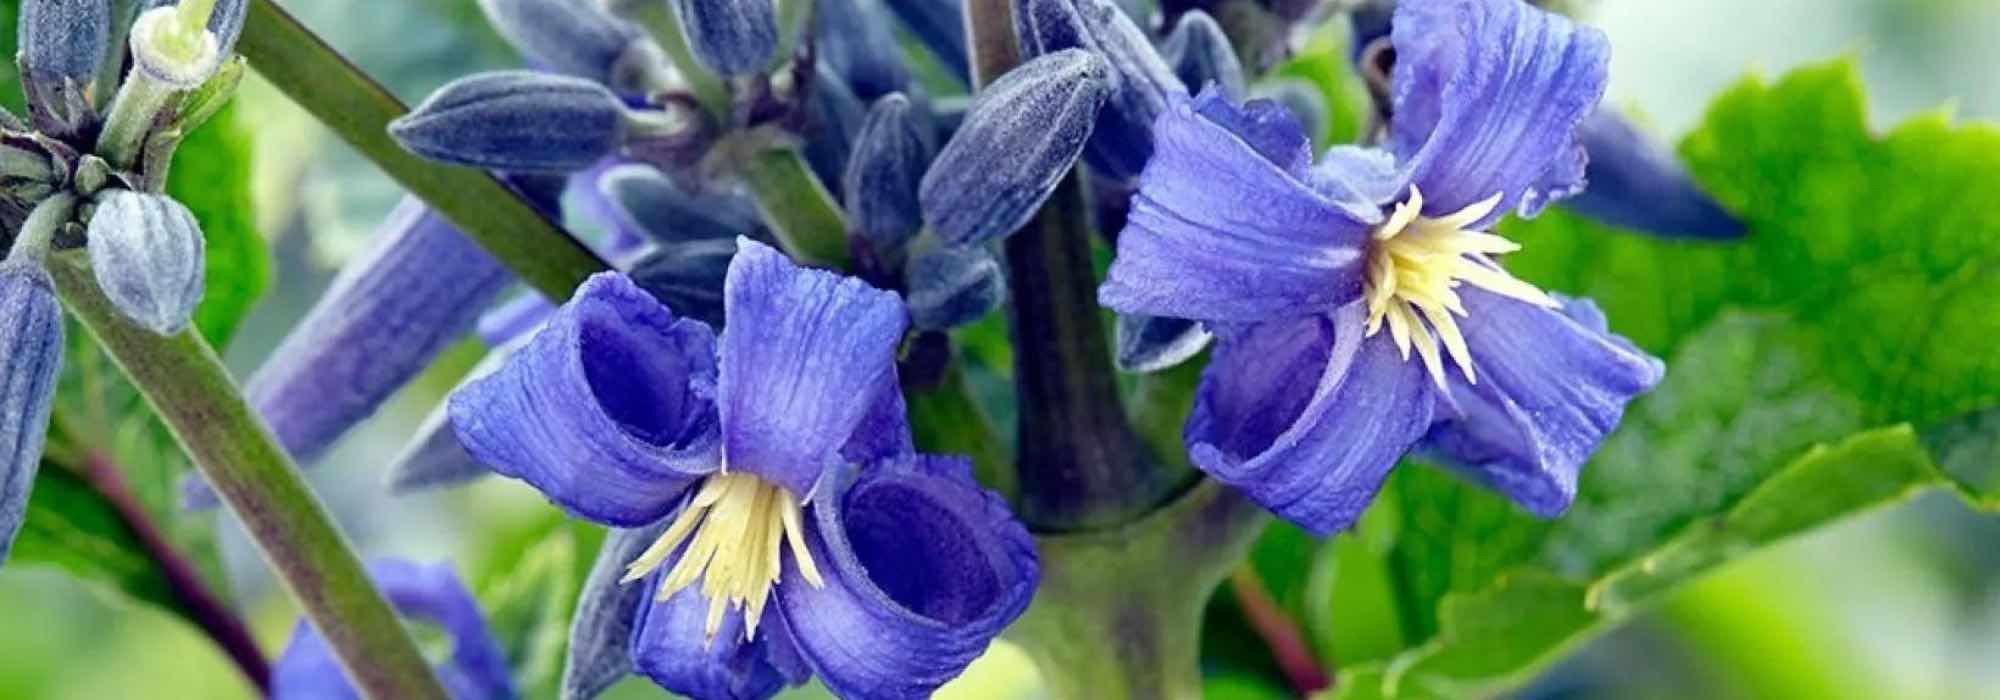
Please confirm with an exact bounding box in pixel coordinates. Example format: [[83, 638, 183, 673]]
[[235, 0, 610, 300], [77, 448, 272, 693], [47, 255, 448, 700]]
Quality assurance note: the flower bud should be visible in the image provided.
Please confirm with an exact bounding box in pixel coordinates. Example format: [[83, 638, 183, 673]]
[[144, 0, 248, 57], [814, 0, 912, 99], [1114, 313, 1211, 373], [843, 94, 932, 266], [906, 244, 1005, 330], [920, 50, 1110, 246], [598, 164, 765, 245], [625, 238, 735, 328], [0, 261, 65, 565], [18, 0, 111, 137], [1159, 10, 1244, 97], [391, 71, 627, 173], [86, 190, 206, 335], [478, 0, 644, 86], [1252, 78, 1327, 144], [1018, 0, 1187, 182], [1565, 110, 1746, 239], [880, 0, 969, 82], [671, 0, 778, 76]]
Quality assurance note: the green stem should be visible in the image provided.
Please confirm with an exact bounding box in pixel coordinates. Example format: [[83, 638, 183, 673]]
[[1006, 482, 1270, 700], [97, 71, 178, 170], [47, 255, 447, 700], [235, 0, 610, 300], [737, 148, 850, 269]]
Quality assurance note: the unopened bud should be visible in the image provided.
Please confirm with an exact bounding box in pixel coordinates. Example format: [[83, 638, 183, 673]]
[[671, 0, 778, 76], [86, 190, 207, 335], [18, 0, 111, 137], [391, 71, 627, 173], [1018, 0, 1187, 182], [906, 244, 1006, 330], [478, 0, 645, 86], [1159, 10, 1244, 97], [843, 93, 932, 265], [1114, 313, 1211, 373], [0, 261, 66, 565]]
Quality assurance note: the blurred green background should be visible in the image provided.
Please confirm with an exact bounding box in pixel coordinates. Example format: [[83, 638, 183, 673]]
[[3, 0, 1999, 698]]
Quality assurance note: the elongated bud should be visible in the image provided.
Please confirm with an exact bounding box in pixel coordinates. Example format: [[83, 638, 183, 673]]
[[19, 0, 111, 137], [880, 0, 969, 82], [906, 244, 1005, 330], [1114, 313, 1210, 373], [625, 238, 735, 328], [386, 347, 522, 495], [1566, 110, 1746, 239], [671, 0, 778, 76], [1018, 0, 1187, 182], [814, 0, 913, 99], [561, 522, 670, 700], [0, 262, 64, 566], [598, 164, 765, 245], [478, 0, 646, 87], [391, 71, 628, 173], [86, 190, 206, 335], [920, 50, 1110, 246], [1159, 10, 1244, 97], [844, 94, 932, 266]]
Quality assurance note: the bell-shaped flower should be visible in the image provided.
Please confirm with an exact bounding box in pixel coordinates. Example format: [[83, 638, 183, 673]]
[[1098, 0, 1663, 534], [450, 240, 1037, 699], [271, 559, 517, 700]]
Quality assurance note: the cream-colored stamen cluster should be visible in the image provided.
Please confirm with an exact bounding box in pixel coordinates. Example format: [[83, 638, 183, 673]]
[[623, 472, 824, 641], [1362, 187, 1557, 388]]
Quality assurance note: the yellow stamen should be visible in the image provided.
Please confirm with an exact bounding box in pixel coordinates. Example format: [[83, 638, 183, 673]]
[[1361, 187, 1558, 389], [621, 472, 824, 642]]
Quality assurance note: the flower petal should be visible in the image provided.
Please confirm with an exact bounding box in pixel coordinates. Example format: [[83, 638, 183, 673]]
[[717, 240, 908, 497], [273, 560, 517, 700], [451, 272, 720, 526], [1388, 0, 1609, 224], [1422, 291, 1664, 516], [1188, 306, 1437, 535], [630, 571, 808, 700], [777, 456, 1037, 699], [1099, 92, 1378, 324]]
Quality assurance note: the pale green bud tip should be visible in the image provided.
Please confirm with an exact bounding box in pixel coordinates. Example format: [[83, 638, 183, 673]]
[[131, 6, 220, 88]]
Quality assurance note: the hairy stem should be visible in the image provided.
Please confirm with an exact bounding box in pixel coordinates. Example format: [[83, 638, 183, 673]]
[[76, 448, 272, 693], [48, 255, 447, 700], [236, 0, 610, 299], [1007, 482, 1269, 700]]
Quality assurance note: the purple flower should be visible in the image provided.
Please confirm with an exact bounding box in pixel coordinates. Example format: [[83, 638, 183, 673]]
[[272, 559, 517, 700], [1097, 0, 1663, 534], [450, 240, 1037, 699]]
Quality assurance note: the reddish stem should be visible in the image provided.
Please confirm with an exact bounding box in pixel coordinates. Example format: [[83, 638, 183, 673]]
[[80, 451, 272, 694], [1230, 565, 1331, 696]]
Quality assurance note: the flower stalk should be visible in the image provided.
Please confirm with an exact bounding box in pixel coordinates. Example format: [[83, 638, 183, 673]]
[[45, 254, 448, 700]]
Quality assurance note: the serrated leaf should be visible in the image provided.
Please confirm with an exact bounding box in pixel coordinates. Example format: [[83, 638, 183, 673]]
[[1300, 61, 2000, 698]]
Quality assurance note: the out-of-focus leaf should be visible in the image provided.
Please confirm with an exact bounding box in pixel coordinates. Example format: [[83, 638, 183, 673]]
[[478, 523, 583, 700], [165, 102, 270, 346], [8, 461, 179, 613], [1290, 62, 2000, 697]]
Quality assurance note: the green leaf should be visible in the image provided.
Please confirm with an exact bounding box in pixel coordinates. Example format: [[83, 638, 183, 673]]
[[167, 101, 271, 346], [478, 524, 584, 699], [1307, 61, 2000, 698], [7, 461, 179, 613]]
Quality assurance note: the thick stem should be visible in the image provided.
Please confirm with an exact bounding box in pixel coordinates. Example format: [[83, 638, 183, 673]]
[[1007, 482, 1270, 699], [736, 148, 850, 269], [98, 71, 179, 170], [77, 449, 272, 693], [47, 256, 448, 700], [1004, 177, 1181, 529], [236, 0, 609, 300]]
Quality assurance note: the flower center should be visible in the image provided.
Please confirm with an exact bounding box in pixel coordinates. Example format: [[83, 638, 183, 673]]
[[1362, 187, 1557, 388], [622, 472, 824, 641]]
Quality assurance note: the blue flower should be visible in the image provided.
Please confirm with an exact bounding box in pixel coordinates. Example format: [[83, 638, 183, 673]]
[[272, 559, 517, 700], [450, 239, 1037, 699], [1097, 0, 1664, 534]]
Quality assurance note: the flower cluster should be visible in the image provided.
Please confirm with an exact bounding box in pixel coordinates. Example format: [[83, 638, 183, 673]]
[[1, 0, 243, 562], [213, 0, 1721, 697]]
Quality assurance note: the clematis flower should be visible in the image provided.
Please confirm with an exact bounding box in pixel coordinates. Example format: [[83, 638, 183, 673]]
[[1097, 0, 1664, 534], [450, 239, 1037, 699], [271, 559, 516, 700]]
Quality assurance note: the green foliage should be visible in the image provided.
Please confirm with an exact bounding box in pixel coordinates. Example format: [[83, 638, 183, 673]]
[[477, 524, 584, 699], [12, 96, 269, 625], [1199, 61, 2000, 698]]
